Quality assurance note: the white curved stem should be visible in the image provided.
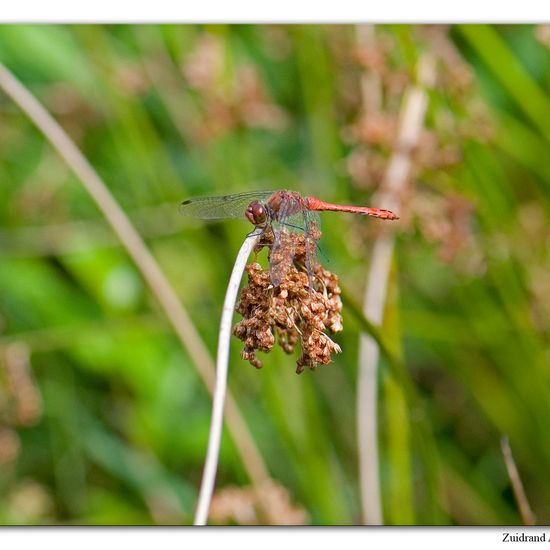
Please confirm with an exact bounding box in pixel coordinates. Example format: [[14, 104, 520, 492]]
[[194, 229, 262, 526], [358, 54, 435, 525]]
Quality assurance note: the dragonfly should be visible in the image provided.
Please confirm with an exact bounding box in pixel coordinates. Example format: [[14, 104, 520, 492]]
[[180, 190, 398, 287]]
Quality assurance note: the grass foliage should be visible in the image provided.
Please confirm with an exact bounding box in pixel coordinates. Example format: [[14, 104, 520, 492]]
[[1, 24, 549, 525]]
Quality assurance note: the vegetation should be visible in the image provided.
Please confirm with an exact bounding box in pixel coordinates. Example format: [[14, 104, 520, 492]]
[[0, 24, 549, 525]]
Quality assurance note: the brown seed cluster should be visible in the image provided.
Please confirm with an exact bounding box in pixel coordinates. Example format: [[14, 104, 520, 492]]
[[0, 342, 43, 467], [181, 34, 288, 143], [210, 479, 308, 525], [233, 231, 343, 374]]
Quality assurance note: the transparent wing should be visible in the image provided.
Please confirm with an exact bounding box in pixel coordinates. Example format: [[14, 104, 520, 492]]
[[179, 190, 276, 220], [268, 194, 321, 287], [269, 224, 296, 287], [269, 195, 299, 287], [303, 210, 321, 288], [275, 210, 321, 289]]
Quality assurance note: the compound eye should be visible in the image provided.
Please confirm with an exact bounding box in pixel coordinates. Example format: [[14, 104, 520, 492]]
[[252, 203, 266, 222], [246, 201, 267, 225]]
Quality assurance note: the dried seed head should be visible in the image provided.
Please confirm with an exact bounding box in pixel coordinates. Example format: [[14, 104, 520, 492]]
[[210, 479, 308, 525], [0, 427, 20, 466], [233, 231, 343, 373], [3, 343, 43, 426]]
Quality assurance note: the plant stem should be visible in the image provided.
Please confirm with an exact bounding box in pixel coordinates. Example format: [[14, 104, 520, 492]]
[[501, 436, 536, 525], [357, 53, 435, 525], [194, 229, 262, 526]]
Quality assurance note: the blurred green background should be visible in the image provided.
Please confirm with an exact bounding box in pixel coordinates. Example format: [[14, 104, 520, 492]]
[[1, 24, 550, 525]]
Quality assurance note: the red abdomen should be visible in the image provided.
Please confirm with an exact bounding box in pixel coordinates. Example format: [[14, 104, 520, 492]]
[[305, 197, 399, 220]]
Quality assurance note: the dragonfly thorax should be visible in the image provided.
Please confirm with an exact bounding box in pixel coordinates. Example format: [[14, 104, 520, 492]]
[[245, 200, 269, 228]]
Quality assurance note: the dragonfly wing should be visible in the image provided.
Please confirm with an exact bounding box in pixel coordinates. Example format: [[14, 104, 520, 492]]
[[268, 194, 301, 286], [269, 222, 297, 287], [303, 210, 321, 288], [179, 190, 276, 220], [268, 194, 322, 287]]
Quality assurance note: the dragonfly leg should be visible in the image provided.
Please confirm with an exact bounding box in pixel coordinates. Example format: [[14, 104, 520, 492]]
[[280, 221, 305, 232], [316, 242, 330, 264]]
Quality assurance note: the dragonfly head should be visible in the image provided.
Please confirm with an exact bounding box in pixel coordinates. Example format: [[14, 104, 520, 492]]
[[245, 201, 268, 227]]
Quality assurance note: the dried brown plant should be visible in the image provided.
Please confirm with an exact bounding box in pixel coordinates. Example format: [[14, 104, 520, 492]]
[[3, 343, 43, 427], [181, 34, 287, 142], [0, 427, 20, 466], [233, 230, 343, 374], [535, 25, 550, 48], [0, 343, 42, 467], [210, 480, 308, 525]]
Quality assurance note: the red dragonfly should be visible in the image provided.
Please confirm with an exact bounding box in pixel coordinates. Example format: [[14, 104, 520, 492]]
[[180, 190, 398, 287]]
